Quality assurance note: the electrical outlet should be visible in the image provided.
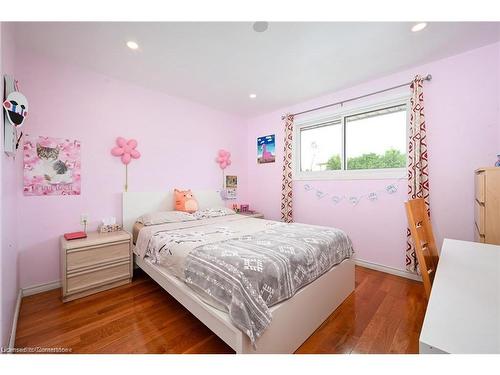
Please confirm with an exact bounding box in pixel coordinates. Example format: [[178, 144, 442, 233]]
[[80, 214, 89, 225]]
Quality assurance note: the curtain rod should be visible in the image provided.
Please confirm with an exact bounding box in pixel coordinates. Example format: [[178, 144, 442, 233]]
[[281, 74, 432, 120]]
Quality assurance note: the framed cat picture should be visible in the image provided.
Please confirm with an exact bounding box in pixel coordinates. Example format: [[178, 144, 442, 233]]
[[23, 135, 81, 196]]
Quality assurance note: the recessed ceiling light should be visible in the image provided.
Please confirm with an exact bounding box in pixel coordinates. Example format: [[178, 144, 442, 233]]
[[253, 22, 269, 33], [249, 94, 257, 99], [411, 22, 427, 32], [126, 41, 139, 50]]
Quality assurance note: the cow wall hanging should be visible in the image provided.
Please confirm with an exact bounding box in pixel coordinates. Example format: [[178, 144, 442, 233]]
[[3, 90, 28, 127], [3, 75, 28, 154]]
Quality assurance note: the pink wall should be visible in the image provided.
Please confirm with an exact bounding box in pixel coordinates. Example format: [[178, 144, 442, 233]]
[[4, 37, 500, 295], [1, 22, 19, 347], [245, 42, 500, 272], [13, 49, 247, 288]]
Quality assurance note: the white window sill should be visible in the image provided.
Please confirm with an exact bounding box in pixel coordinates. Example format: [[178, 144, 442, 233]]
[[293, 168, 406, 181]]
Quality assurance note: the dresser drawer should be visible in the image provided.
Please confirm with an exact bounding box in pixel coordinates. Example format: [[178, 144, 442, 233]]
[[474, 201, 485, 235], [66, 261, 130, 294], [475, 172, 485, 203], [67, 241, 130, 271], [474, 223, 485, 243]]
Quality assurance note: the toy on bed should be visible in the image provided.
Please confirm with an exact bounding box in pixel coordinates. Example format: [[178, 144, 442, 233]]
[[174, 189, 199, 213]]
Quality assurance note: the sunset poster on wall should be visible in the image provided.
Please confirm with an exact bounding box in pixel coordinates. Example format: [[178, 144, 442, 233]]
[[23, 135, 81, 196], [257, 134, 275, 164]]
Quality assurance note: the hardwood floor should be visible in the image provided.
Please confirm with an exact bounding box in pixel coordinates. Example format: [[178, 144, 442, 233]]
[[15, 266, 426, 354]]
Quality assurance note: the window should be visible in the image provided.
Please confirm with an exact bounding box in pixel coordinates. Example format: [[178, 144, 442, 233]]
[[300, 119, 341, 172], [294, 98, 408, 180]]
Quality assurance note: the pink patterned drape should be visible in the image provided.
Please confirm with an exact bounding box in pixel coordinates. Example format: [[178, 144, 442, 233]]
[[406, 75, 430, 273], [281, 114, 294, 223]]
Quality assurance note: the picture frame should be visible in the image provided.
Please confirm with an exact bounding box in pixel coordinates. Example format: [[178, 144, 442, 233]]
[[257, 134, 276, 164]]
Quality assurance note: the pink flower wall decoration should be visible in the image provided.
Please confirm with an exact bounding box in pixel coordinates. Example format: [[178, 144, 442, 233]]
[[215, 149, 232, 192], [111, 137, 141, 191], [216, 149, 231, 170], [111, 137, 141, 165]]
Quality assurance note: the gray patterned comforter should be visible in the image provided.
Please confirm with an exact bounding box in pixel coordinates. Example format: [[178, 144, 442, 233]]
[[183, 221, 353, 345]]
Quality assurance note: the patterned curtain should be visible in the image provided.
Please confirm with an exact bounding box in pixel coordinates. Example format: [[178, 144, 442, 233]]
[[281, 114, 294, 223], [406, 75, 430, 273]]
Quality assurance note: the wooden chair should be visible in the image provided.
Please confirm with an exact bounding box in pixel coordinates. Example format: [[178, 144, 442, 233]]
[[405, 198, 439, 299]]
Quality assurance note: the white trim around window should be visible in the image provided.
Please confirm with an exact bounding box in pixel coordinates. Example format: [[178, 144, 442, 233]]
[[292, 94, 410, 181]]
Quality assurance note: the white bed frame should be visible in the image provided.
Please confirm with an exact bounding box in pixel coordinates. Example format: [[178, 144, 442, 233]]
[[123, 191, 355, 354]]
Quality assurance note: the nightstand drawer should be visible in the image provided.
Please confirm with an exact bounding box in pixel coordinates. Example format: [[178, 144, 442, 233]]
[[474, 223, 485, 243], [475, 172, 485, 203], [67, 261, 130, 294], [474, 200, 485, 235], [67, 241, 129, 271]]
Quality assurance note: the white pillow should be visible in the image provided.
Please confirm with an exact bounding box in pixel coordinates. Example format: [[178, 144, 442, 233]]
[[137, 211, 196, 226], [192, 207, 236, 219]]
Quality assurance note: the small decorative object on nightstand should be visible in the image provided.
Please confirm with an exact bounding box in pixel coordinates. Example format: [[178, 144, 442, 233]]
[[98, 223, 122, 233], [98, 216, 122, 233], [60, 230, 132, 302]]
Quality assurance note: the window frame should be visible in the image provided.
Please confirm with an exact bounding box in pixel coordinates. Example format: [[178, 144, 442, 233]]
[[292, 95, 410, 181]]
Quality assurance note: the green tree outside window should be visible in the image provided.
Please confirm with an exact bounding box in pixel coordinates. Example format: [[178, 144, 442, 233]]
[[325, 148, 406, 170]]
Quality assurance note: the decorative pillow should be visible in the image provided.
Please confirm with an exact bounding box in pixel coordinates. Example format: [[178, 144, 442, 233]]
[[174, 189, 199, 213], [137, 210, 196, 226]]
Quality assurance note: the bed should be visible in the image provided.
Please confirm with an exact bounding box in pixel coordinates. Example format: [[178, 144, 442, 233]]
[[123, 191, 355, 354]]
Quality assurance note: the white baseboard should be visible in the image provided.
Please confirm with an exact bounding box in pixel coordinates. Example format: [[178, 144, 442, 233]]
[[7, 289, 23, 352], [6, 280, 61, 352], [354, 258, 422, 282], [22, 280, 61, 297]]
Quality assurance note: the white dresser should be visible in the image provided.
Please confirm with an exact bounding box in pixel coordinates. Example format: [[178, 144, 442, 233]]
[[419, 239, 500, 353]]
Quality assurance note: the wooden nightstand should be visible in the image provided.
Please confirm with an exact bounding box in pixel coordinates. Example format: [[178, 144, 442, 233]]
[[60, 230, 132, 302], [239, 212, 264, 219]]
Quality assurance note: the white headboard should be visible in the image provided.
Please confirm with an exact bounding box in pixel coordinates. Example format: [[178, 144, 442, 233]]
[[122, 191, 225, 232]]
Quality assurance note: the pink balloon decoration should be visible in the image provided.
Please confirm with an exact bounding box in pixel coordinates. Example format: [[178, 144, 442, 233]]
[[111, 137, 141, 165], [117, 137, 127, 147], [215, 149, 231, 170]]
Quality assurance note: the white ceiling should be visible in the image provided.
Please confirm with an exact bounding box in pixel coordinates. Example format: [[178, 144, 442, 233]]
[[11, 22, 500, 117]]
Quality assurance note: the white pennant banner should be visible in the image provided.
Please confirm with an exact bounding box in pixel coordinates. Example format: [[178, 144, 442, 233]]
[[302, 177, 405, 206]]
